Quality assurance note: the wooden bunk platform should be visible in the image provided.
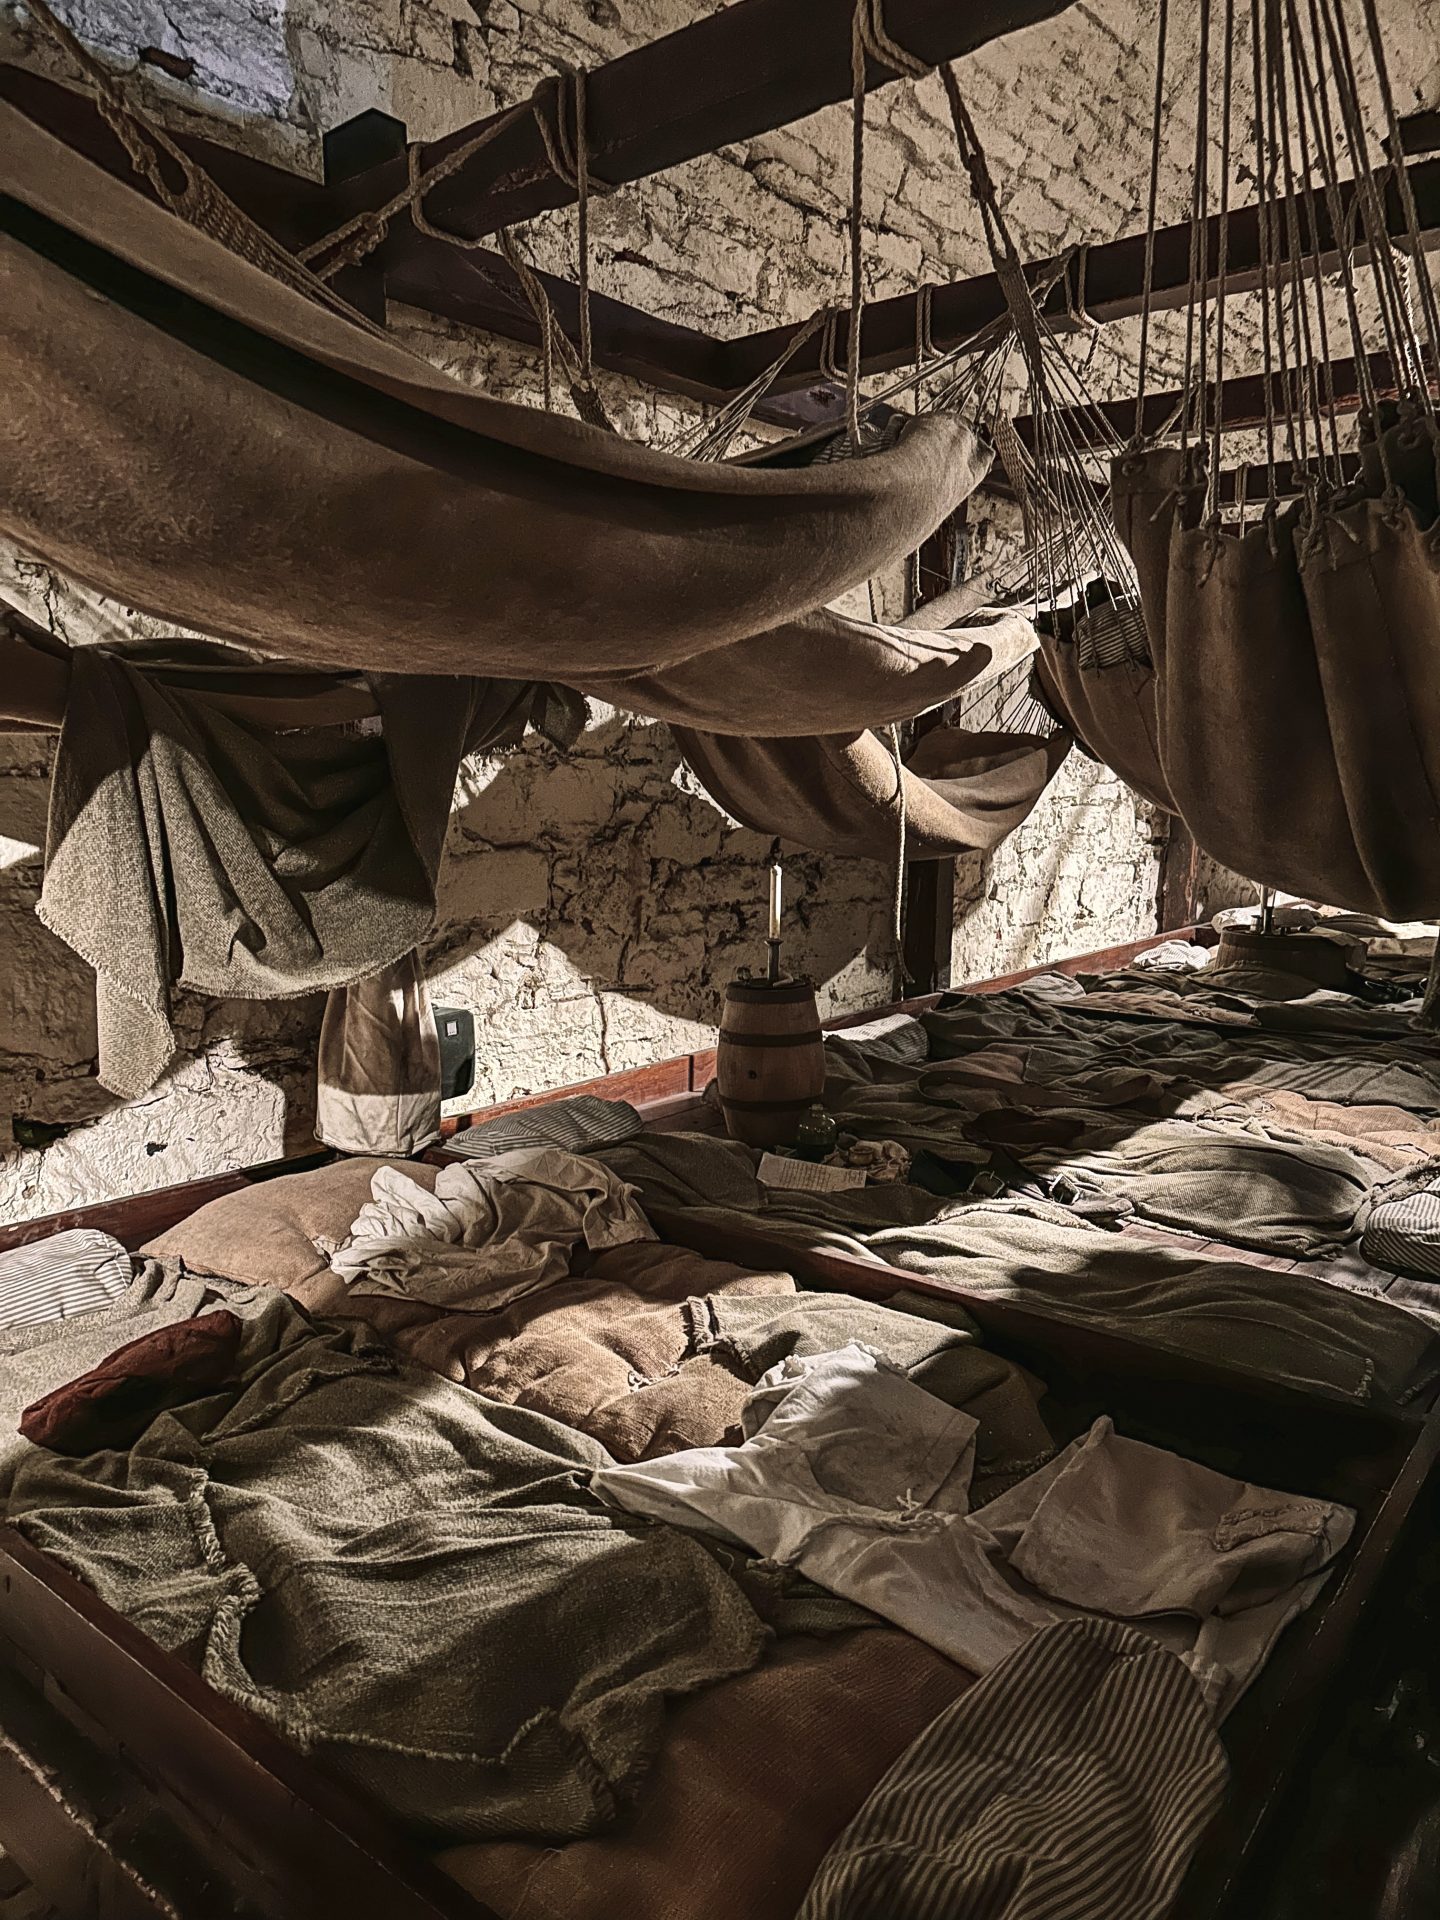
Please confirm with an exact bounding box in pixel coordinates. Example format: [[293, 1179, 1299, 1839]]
[[0, 927, 1435, 1920]]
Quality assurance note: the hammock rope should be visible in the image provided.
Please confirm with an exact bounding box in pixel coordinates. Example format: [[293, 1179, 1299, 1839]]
[[21, 0, 390, 333], [847, 0, 932, 445], [1133, 0, 1170, 443]]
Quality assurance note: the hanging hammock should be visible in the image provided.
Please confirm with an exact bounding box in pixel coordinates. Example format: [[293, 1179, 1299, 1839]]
[[1031, 590, 1173, 813], [1, 91, 995, 710], [1113, 0, 1440, 926], [673, 721, 1070, 863]]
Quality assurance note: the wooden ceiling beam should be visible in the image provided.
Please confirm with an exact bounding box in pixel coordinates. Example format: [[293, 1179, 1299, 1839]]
[[10, 57, 1439, 447], [346, 0, 1078, 249], [720, 129, 1440, 395], [0, 63, 848, 432], [1010, 348, 1431, 451]]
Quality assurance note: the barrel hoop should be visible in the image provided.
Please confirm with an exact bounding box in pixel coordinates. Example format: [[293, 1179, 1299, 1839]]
[[725, 982, 817, 1006], [715, 1093, 816, 1113], [718, 1028, 823, 1049]]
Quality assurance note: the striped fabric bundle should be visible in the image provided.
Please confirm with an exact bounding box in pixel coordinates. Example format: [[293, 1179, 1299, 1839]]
[[1072, 600, 1151, 672], [799, 1615, 1227, 1920], [1364, 1182, 1440, 1282], [448, 1097, 644, 1163], [0, 1229, 132, 1332]]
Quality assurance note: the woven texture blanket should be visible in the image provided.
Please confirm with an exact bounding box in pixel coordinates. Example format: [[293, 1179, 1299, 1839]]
[[4, 1293, 770, 1842]]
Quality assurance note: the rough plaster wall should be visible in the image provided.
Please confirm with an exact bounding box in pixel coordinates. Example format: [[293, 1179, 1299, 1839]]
[[3, 0, 1435, 1218]]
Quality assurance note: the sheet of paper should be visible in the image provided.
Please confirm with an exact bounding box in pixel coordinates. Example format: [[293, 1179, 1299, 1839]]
[[757, 1152, 867, 1193]]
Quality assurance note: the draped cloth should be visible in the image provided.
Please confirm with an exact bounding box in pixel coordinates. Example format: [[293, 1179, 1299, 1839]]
[[1114, 422, 1440, 920], [1, 97, 989, 722], [39, 652, 549, 1099], [675, 690, 1071, 861], [1032, 612, 1172, 814], [315, 952, 443, 1157]]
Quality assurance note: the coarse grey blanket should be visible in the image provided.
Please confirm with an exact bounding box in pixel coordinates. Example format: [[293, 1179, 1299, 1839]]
[[798, 1616, 1227, 1920], [921, 986, 1440, 1115], [861, 1206, 1440, 1406], [597, 1133, 1440, 1408], [39, 651, 544, 1099], [924, 1106, 1377, 1259], [3, 1293, 770, 1842]]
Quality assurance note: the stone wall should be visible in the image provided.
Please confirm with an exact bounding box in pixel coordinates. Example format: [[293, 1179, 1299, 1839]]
[[2, 0, 1434, 1220]]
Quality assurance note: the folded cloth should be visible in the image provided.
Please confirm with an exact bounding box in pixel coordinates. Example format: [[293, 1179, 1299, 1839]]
[[329, 1149, 657, 1308], [1132, 940, 1214, 971], [19, 1307, 243, 1454], [595, 1345, 1354, 1718], [687, 1291, 1054, 1504], [799, 1616, 1227, 1920], [140, 1157, 442, 1297], [6, 1294, 770, 1842], [438, 1629, 975, 1920], [0, 1228, 131, 1331]]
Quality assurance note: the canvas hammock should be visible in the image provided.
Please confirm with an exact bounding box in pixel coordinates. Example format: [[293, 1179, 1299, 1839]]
[[1109, 0, 1440, 931], [1116, 422, 1440, 919], [1031, 601, 1173, 814], [0, 93, 1012, 729], [675, 710, 1070, 863]]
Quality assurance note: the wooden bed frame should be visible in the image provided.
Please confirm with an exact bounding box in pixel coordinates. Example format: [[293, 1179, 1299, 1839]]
[[0, 923, 1430, 1920]]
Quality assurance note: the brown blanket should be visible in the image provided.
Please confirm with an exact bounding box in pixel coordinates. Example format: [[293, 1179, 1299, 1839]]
[[437, 1628, 973, 1920]]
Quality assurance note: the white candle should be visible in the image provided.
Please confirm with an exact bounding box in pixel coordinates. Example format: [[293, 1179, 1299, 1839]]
[[768, 861, 783, 940]]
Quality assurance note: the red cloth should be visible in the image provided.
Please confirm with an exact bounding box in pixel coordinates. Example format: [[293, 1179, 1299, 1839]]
[[20, 1308, 243, 1454]]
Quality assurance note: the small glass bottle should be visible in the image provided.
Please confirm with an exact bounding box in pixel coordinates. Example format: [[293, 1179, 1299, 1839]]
[[794, 1103, 840, 1162]]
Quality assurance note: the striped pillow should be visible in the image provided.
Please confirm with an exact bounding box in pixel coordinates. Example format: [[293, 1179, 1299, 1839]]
[[0, 1229, 132, 1332], [1364, 1185, 1440, 1281]]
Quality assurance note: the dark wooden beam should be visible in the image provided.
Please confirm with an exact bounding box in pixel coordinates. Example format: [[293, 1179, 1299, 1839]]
[[10, 54, 1438, 449], [0, 63, 836, 431], [901, 509, 966, 994], [350, 0, 1077, 250], [1011, 348, 1431, 451], [721, 146, 1440, 395]]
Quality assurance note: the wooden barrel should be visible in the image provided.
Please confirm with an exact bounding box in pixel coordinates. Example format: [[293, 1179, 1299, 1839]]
[[716, 978, 826, 1148]]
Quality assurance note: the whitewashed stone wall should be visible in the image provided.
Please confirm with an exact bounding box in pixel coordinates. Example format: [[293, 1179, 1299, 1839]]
[[1, 0, 1435, 1219]]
